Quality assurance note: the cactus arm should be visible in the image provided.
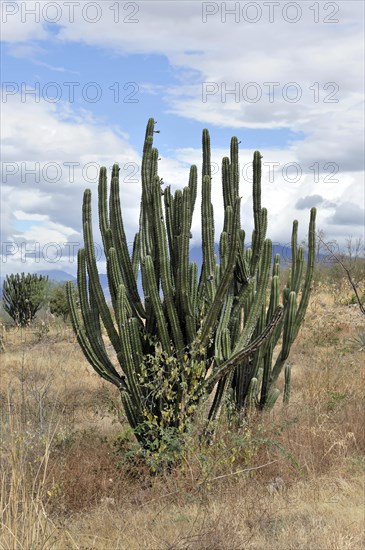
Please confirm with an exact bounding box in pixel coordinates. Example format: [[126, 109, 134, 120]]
[[247, 377, 258, 411], [151, 176, 185, 355], [202, 128, 211, 178], [202, 305, 283, 395], [230, 137, 240, 207], [250, 151, 263, 276], [115, 284, 144, 419], [266, 275, 280, 324], [292, 207, 316, 337], [109, 168, 145, 319], [189, 262, 198, 317], [139, 119, 156, 262], [98, 166, 110, 252], [84, 219, 120, 352], [215, 286, 234, 362], [236, 233, 251, 284], [259, 278, 296, 408], [131, 232, 141, 281], [66, 280, 126, 389], [188, 164, 198, 219], [77, 248, 120, 375], [150, 147, 159, 182], [207, 377, 228, 422], [82, 189, 121, 354], [235, 300, 265, 405], [219, 231, 229, 272], [233, 239, 272, 353], [270, 208, 316, 385], [290, 220, 298, 288], [105, 246, 119, 314], [140, 258, 156, 339], [228, 275, 256, 337], [244, 273, 281, 401], [221, 157, 231, 211], [139, 128, 158, 334], [120, 390, 141, 435], [273, 253, 280, 277], [260, 208, 268, 244], [109, 247, 134, 319], [128, 317, 144, 378], [200, 174, 216, 302], [280, 291, 298, 361], [288, 221, 304, 294], [259, 342, 274, 408], [200, 197, 241, 348], [177, 187, 191, 304], [283, 364, 291, 404], [293, 247, 304, 293], [170, 189, 182, 286], [264, 388, 280, 410], [164, 186, 176, 279], [200, 128, 216, 302], [143, 255, 171, 353], [178, 186, 196, 341]]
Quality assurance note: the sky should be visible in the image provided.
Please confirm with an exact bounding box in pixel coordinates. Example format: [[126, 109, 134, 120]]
[[1, 0, 364, 276]]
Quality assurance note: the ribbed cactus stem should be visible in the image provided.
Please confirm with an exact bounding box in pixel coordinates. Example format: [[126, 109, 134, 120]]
[[250, 151, 263, 276], [83, 214, 121, 353], [247, 377, 258, 411], [66, 118, 316, 453], [202, 305, 283, 395], [264, 388, 280, 410], [283, 364, 291, 405], [270, 207, 316, 386]]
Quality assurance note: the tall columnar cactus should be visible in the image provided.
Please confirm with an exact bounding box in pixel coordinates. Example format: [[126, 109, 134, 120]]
[[67, 119, 316, 452], [2, 273, 49, 327]]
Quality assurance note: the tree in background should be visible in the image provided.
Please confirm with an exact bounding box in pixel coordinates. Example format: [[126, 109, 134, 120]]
[[2, 273, 49, 327], [49, 282, 78, 322], [316, 233, 365, 315]]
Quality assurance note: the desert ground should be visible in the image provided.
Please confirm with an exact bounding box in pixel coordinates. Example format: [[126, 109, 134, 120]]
[[0, 278, 364, 549]]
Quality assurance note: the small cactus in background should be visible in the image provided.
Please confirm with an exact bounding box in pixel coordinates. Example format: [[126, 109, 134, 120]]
[[2, 273, 49, 327], [67, 118, 316, 454]]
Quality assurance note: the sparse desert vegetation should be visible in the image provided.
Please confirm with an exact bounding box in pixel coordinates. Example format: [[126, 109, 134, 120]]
[[0, 280, 364, 549], [2, 4, 364, 549]]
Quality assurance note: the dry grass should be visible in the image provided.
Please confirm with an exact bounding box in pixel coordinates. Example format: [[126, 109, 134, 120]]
[[0, 398, 73, 549], [0, 290, 364, 549]]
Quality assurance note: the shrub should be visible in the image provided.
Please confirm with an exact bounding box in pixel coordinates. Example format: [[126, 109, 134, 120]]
[[49, 283, 77, 322], [2, 273, 49, 327]]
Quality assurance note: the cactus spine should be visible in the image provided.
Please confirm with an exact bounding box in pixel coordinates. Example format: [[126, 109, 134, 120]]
[[67, 119, 316, 452]]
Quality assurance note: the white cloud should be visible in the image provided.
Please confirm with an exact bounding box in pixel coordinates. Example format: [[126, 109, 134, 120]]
[[2, 93, 364, 276], [1, 1, 49, 43], [4, 1, 360, 175], [1, 0, 364, 275], [1, 93, 143, 275], [14, 211, 49, 221]]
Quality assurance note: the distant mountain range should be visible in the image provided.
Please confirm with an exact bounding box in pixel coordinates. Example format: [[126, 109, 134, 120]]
[[37, 269, 77, 282]]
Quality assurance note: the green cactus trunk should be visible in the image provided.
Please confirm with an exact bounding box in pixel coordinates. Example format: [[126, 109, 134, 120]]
[[67, 118, 316, 454], [2, 273, 49, 327]]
